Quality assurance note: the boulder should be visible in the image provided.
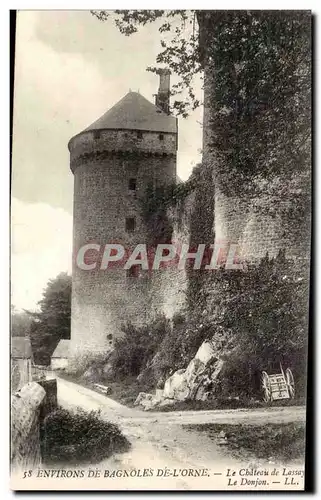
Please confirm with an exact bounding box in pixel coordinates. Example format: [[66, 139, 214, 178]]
[[185, 357, 204, 386], [161, 341, 223, 403], [141, 398, 159, 411], [134, 392, 161, 411], [158, 398, 176, 408], [134, 392, 153, 406], [163, 369, 189, 401], [195, 340, 216, 365], [210, 359, 224, 381], [217, 430, 228, 446], [155, 389, 163, 401]]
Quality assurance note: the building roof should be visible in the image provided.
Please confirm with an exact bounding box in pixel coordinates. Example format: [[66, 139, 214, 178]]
[[11, 337, 32, 359], [81, 91, 177, 135], [52, 339, 70, 358]]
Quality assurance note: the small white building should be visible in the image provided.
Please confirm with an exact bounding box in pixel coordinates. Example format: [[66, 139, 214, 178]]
[[51, 339, 70, 370]]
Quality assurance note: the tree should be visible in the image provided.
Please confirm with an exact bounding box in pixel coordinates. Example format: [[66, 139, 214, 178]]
[[92, 10, 201, 117], [29, 272, 71, 365]]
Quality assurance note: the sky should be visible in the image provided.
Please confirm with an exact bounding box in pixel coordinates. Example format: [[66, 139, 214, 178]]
[[11, 10, 203, 311]]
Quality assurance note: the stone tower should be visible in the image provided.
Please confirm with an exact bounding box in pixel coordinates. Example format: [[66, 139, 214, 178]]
[[68, 73, 178, 355]]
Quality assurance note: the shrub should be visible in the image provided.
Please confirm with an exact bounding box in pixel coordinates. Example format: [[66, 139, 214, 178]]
[[112, 315, 170, 378], [41, 407, 130, 465], [66, 351, 111, 377]]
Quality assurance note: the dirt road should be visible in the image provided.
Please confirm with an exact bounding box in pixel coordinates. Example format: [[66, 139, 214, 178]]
[[34, 376, 305, 491]]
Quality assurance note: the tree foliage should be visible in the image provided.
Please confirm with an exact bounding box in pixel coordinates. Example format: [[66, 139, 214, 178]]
[[29, 272, 71, 365], [92, 9, 201, 117], [202, 11, 311, 203]]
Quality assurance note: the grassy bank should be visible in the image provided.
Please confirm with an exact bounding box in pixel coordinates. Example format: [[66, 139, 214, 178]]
[[183, 422, 306, 463]]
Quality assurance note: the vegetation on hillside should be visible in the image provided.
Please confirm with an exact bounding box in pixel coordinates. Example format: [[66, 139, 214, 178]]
[[104, 251, 309, 400], [112, 315, 171, 379]]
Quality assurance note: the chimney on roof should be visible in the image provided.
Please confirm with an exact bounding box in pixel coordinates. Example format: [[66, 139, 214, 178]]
[[155, 68, 171, 115]]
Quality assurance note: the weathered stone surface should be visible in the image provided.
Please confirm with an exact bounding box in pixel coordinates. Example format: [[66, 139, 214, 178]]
[[155, 388, 163, 400], [134, 340, 225, 409], [160, 341, 223, 404], [134, 392, 153, 406], [134, 392, 159, 411], [158, 398, 176, 408], [194, 341, 216, 365], [11, 382, 46, 471], [163, 369, 189, 401], [217, 430, 228, 446], [134, 390, 169, 411]]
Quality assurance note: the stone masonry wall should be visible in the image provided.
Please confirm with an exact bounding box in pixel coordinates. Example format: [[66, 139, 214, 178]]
[[70, 129, 176, 171], [70, 129, 177, 355], [202, 52, 309, 266], [151, 191, 195, 319], [214, 187, 287, 263], [11, 382, 46, 473]]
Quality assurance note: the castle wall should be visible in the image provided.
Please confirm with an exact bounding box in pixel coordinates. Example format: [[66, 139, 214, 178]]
[[151, 192, 195, 319], [70, 129, 177, 355], [202, 55, 310, 266], [215, 184, 310, 264], [70, 129, 176, 170], [214, 186, 285, 262]]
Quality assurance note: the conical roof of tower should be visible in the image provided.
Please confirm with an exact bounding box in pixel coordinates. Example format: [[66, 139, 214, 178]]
[[82, 91, 177, 134]]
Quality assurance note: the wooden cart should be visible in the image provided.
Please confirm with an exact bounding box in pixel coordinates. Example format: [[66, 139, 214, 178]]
[[261, 362, 295, 402]]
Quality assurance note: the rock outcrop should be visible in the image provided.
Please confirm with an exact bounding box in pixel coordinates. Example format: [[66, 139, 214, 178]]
[[134, 340, 225, 410]]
